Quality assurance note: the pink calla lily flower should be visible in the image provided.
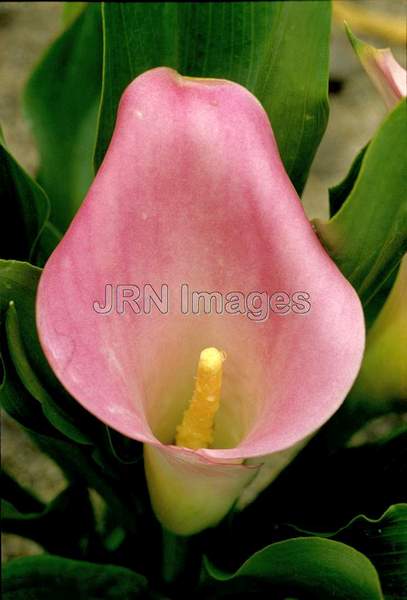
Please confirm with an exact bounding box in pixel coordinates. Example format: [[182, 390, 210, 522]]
[[37, 68, 365, 535], [346, 25, 407, 109]]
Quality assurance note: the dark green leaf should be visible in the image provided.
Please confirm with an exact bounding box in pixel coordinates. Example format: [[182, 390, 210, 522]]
[[2, 555, 148, 599], [1, 311, 54, 434], [0, 260, 53, 435], [205, 429, 407, 572], [0, 138, 49, 262], [31, 221, 62, 268], [363, 260, 400, 329], [0, 260, 102, 441], [24, 3, 102, 232], [204, 538, 383, 599], [95, 2, 331, 194], [329, 144, 367, 217], [2, 484, 95, 558], [267, 505, 407, 600], [5, 302, 92, 444], [0, 260, 46, 380], [315, 101, 407, 307], [324, 505, 407, 600], [1, 471, 44, 515]]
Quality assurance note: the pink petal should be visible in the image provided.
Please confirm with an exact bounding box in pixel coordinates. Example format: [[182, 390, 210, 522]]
[[37, 67, 364, 462], [372, 49, 407, 108], [377, 48, 407, 108], [346, 25, 406, 109]]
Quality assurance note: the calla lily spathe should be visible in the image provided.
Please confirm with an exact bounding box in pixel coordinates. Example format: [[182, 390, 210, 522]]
[[346, 25, 407, 109], [37, 68, 365, 535]]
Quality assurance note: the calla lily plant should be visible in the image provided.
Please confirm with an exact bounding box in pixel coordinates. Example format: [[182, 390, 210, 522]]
[[36, 68, 365, 535]]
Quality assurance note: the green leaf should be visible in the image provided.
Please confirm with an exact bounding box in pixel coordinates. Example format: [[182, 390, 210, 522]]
[[95, 1, 331, 194], [0, 261, 72, 396], [0, 326, 53, 434], [315, 101, 407, 307], [0, 137, 49, 263], [326, 505, 407, 600], [23, 3, 102, 232], [205, 429, 407, 572], [2, 555, 148, 599], [204, 538, 383, 599], [363, 261, 399, 330], [329, 144, 367, 218], [5, 302, 92, 444], [0, 260, 101, 438], [2, 483, 95, 559], [269, 505, 407, 600], [0, 261, 49, 387], [31, 221, 62, 268]]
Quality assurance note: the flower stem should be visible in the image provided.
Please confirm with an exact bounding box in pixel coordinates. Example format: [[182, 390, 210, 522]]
[[161, 528, 201, 591]]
